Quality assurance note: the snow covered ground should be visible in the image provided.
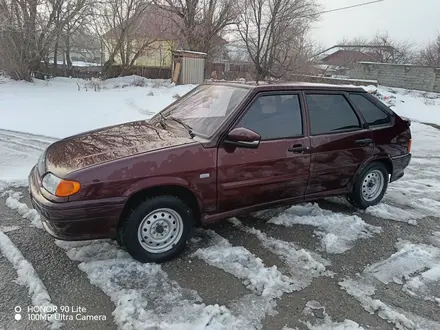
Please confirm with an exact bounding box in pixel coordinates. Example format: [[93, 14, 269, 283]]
[[0, 75, 195, 139], [0, 77, 439, 330], [0, 76, 195, 181]]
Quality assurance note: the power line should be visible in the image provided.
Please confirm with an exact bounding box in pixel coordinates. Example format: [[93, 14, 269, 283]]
[[318, 0, 384, 15]]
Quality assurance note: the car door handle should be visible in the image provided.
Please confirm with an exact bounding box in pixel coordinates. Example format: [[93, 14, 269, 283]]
[[355, 138, 373, 146], [288, 145, 308, 153]]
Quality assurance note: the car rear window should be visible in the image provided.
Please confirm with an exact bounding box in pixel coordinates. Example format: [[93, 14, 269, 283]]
[[305, 94, 361, 135], [349, 93, 391, 127]]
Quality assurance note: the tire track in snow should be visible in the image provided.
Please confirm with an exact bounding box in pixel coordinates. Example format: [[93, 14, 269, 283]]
[[0, 230, 62, 329]]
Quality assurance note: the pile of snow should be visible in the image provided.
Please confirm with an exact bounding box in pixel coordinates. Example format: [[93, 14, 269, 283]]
[[268, 203, 382, 253], [0, 225, 21, 233], [283, 300, 366, 330], [1, 190, 43, 228], [193, 229, 295, 297], [0, 76, 196, 139], [229, 218, 334, 289]]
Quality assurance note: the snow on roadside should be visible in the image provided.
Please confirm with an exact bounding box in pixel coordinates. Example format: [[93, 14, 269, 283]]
[[0, 76, 196, 139], [1, 191, 43, 228], [0, 230, 62, 329], [229, 218, 334, 289], [376, 86, 440, 126], [268, 203, 382, 253], [339, 240, 440, 329], [56, 238, 254, 329]]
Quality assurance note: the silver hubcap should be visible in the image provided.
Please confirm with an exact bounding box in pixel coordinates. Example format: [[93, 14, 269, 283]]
[[362, 169, 384, 202], [137, 208, 184, 253]]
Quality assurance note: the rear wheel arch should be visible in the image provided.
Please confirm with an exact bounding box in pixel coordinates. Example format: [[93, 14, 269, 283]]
[[353, 156, 393, 185]]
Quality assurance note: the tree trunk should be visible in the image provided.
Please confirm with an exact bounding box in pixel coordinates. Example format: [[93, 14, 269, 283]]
[[65, 35, 72, 69], [53, 39, 59, 68]]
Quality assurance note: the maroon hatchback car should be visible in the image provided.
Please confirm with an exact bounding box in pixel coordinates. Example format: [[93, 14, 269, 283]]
[[29, 82, 412, 263]]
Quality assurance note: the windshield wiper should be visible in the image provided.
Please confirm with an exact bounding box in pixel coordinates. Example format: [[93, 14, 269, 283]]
[[166, 116, 195, 138]]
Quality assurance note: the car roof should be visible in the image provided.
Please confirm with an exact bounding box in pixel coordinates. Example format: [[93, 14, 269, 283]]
[[203, 81, 367, 93]]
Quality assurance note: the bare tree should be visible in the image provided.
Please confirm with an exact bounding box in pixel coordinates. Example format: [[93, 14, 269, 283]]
[[418, 34, 440, 68], [153, 0, 238, 58], [237, 0, 319, 82], [0, 0, 91, 80], [93, 0, 176, 75]]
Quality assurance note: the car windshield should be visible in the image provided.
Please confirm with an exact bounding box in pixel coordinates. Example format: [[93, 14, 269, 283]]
[[151, 85, 249, 137]]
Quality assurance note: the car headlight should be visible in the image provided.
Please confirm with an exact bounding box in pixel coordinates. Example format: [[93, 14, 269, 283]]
[[42, 173, 81, 197]]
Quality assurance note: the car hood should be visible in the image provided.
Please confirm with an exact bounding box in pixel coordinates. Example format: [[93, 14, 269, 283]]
[[44, 120, 195, 177]]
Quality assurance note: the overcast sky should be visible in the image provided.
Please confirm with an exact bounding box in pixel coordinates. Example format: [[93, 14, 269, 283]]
[[312, 0, 439, 48]]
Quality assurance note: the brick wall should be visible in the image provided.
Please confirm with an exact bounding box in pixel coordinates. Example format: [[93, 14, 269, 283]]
[[350, 62, 440, 92], [291, 74, 377, 87]]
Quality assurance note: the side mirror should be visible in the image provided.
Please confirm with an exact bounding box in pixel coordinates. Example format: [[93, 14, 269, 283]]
[[224, 127, 261, 149]]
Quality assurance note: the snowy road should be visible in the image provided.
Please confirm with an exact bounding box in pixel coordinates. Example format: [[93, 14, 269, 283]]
[[1, 124, 440, 330]]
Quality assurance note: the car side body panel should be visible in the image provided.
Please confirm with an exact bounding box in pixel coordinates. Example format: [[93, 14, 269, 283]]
[[28, 82, 412, 242]]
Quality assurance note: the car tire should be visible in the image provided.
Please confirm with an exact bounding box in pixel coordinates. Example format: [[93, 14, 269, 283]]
[[120, 195, 194, 263], [348, 162, 389, 209]]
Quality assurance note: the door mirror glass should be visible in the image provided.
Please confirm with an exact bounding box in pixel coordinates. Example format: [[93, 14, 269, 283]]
[[224, 127, 261, 149]]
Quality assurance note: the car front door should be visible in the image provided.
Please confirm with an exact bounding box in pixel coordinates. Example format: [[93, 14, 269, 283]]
[[217, 92, 311, 212], [304, 92, 374, 197]]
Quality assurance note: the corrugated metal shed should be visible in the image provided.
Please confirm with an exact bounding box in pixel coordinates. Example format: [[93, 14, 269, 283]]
[[181, 57, 205, 84], [172, 50, 206, 85]]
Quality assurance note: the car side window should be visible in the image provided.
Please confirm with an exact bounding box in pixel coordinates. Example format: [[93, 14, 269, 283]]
[[236, 94, 302, 140], [305, 94, 361, 135], [349, 93, 391, 127]]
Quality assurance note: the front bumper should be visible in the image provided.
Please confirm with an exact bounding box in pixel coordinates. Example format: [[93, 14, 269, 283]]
[[28, 165, 125, 241], [390, 153, 411, 182]]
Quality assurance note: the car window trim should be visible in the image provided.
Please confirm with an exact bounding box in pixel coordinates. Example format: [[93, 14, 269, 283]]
[[347, 92, 393, 128], [303, 91, 365, 137], [230, 91, 305, 141]]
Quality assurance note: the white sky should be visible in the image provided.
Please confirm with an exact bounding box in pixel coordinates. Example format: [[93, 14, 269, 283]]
[[312, 0, 439, 49]]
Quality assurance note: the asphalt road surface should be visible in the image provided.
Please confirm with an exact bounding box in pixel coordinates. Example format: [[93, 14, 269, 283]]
[[1, 127, 439, 330]]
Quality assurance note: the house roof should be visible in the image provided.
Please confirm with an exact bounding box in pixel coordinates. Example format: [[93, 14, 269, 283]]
[[103, 5, 227, 47], [312, 44, 396, 61]]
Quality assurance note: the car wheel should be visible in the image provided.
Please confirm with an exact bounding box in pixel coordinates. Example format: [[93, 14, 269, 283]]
[[120, 195, 194, 263], [348, 162, 389, 209]]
